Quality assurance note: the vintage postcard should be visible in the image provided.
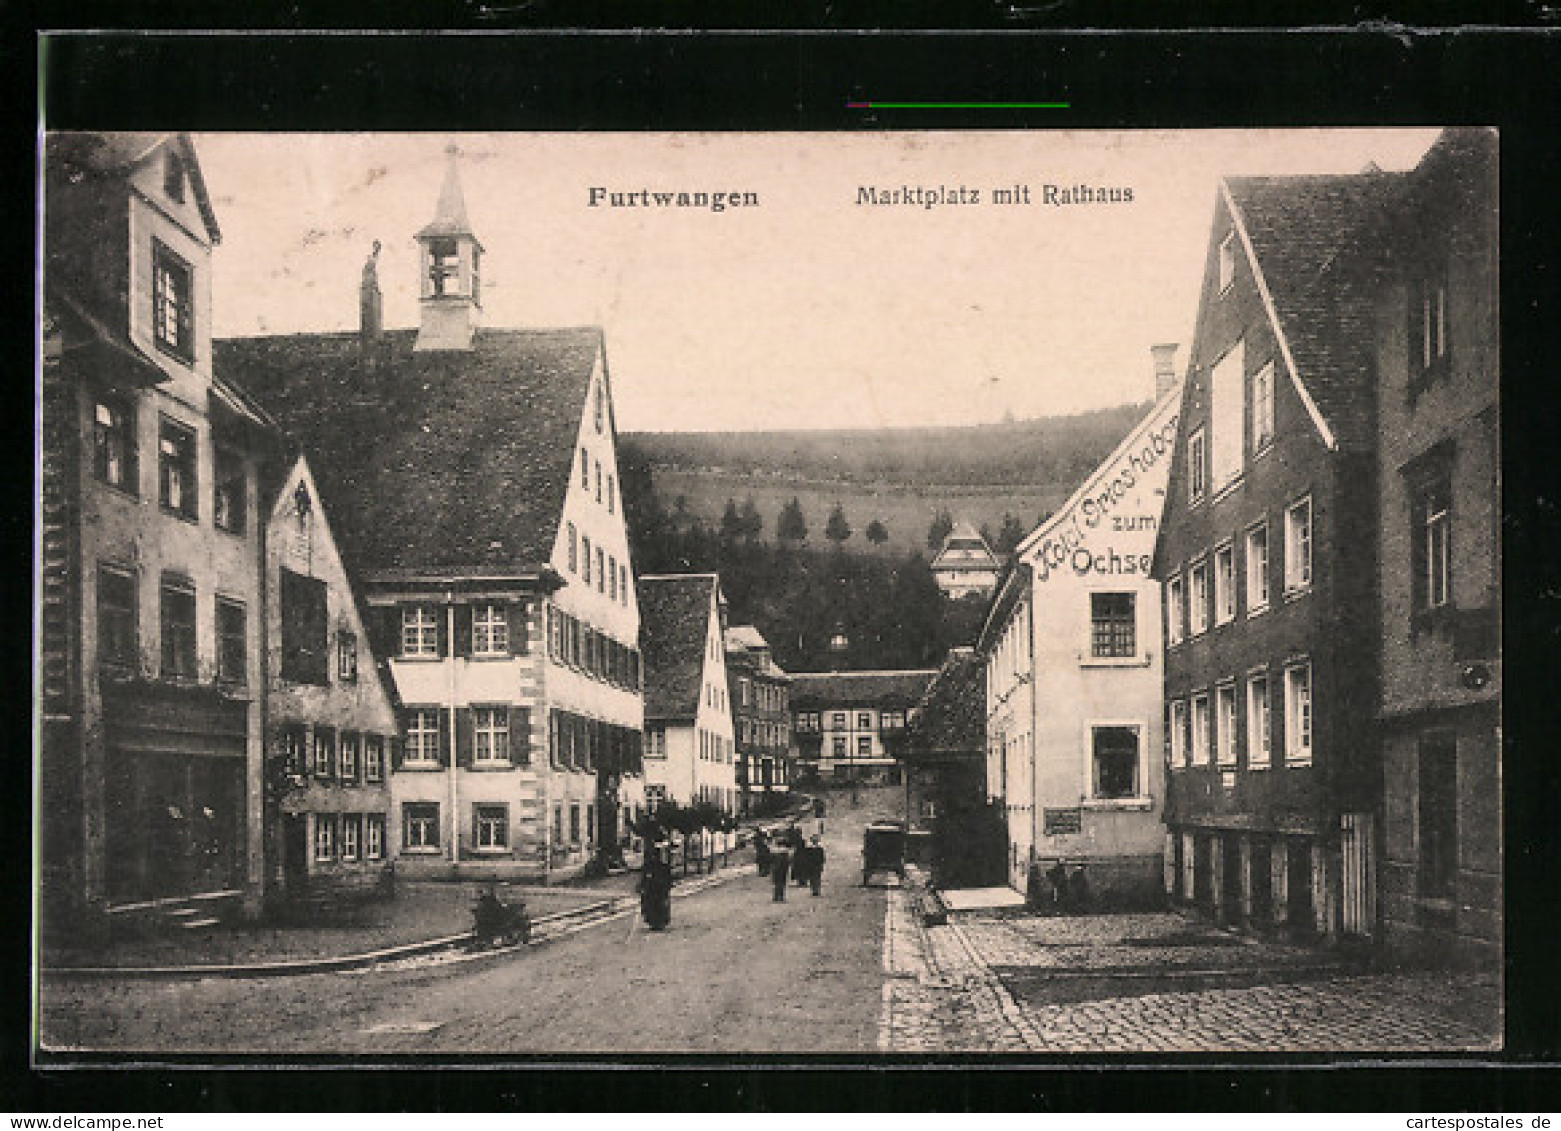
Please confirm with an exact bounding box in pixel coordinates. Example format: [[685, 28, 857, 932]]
[[35, 126, 1500, 1061]]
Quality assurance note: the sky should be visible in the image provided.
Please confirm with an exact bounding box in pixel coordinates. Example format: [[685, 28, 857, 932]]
[[194, 130, 1440, 434]]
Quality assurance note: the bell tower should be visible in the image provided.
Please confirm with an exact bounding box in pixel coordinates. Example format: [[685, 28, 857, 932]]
[[414, 145, 484, 352]]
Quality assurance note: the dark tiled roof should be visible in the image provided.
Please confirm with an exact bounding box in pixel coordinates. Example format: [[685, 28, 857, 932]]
[[215, 326, 601, 579], [906, 648, 985, 762], [1225, 171, 1407, 452], [638, 574, 718, 722], [789, 669, 937, 710]]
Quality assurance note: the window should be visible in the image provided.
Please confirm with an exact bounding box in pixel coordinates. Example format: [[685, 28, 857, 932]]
[[340, 732, 360, 780], [1191, 694, 1211, 766], [472, 604, 509, 655], [280, 569, 329, 685], [1218, 230, 1236, 292], [1412, 272, 1449, 382], [1187, 427, 1207, 503], [337, 631, 358, 682], [1210, 342, 1244, 491], [403, 802, 440, 850], [594, 384, 605, 433], [858, 711, 872, 729], [314, 813, 337, 861], [402, 605, 440, 658], [645, 727, 665, 760], [609, 556, 618, 601], [833, 737, 847, 758], [474, 804, 509, 851], [1092, 726, 1140, 800], [213, 447, 246, 534], [607, 475, 615, 514], [1213, 544, 1236, 625], [620, 564, 629, 605], [159, 577, 197, 681], [152, 241, 193, 360], [158, 417, 198, 519], [882, 710, 905, 730], [568, 523, 578, 573], [428, 238, 458, 296], [277, 726, 307, 776], [1284, 497, 1313, 592], [581, 447, 589, 489], [1284, 663, 1312, 763], [583, 537, 592, 584], [340, 813, 361, 861], [1090, 592, 1136, 658], [570, 804, 581, 843], [365, 814, 386, 860], [313, 727, 336, 778], [98, 566, 137, 670], [1169, 700, 1188, 767], [857, 736, 871, 758], [1246, 674, 1271, 767], [596, 547, 605, 593], [1244, 523, 1270, 614], [1215, 684, 1238, 766], [832, 712, 846, 729], [91, 394, 136, 492], [474, 707, 510, 764], [216, 598, 246, 686], [164, 150, 186, 202], [1414, 476, 1453, 613], [1250, 361, 1275, 454], [1418, 733, 1458, 900], [364, 735, 385, 782], [1189, 558, 1210, 636], [406, 708, 441, 764], [1165, 574, 1185, 648]]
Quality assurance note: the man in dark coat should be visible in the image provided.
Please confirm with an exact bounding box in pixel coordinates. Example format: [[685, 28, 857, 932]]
[[640, 839, 673, 930], [753, 828, 772, 876], [769, 841, 792, 902], [806, 835, 826, 897]]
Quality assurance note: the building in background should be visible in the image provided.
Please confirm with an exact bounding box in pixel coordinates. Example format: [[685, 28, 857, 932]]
[[903, 647, 1001, 889], [981, 354, 1181, 906], [791, 669, 937, 785], [931, 522, 1003, 600], [40, 133, 275, 939], [725, 625, 793, 815], [218, 152, 645, 882], [263, 455, 399, 912], [1371, 129, 1500, 964], [1152, 158, 1399, 939], [639, 574, 737, 812]]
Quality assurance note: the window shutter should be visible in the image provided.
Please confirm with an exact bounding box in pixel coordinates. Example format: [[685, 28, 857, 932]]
[[453, 605, 473, 658], [434, 606, 450, 658], [437, 711, 452, 766], [510, 602, 528, 655], [390, 732, 405, 772], [549, 710, 561, 769], [1410, 493, 1428, 613], [512, 707, 530, 765], [455, 707, 474, 768]]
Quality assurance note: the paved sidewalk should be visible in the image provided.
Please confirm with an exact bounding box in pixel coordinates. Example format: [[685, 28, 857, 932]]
[[879, 896, 1502, 1054]]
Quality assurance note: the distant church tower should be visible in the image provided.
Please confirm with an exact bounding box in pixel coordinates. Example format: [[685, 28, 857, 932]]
[[414, 145, 483, 352]]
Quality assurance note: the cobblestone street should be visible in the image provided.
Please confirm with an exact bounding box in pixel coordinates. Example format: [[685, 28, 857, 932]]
[[878, 891, 1502, 1054]]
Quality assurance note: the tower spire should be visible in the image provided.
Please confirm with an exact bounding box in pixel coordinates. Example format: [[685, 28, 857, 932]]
[[414, 143, 484, 352]]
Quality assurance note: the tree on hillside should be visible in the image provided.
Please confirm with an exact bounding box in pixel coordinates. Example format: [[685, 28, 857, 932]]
[[777, 497, 808, 542], [825, 504, 852, 545], [739, 497, 763, 542], [719, 498, 746, 545], [927, 508, 954, 551], [866, 519, 889, 546], [995, 513, 1027, 555]]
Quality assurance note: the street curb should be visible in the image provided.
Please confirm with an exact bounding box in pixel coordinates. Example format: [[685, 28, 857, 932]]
[[43, 870, 745, 981]]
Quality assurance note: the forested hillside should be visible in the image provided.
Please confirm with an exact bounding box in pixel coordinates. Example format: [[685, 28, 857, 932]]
[[619, 401, 1153, 671]]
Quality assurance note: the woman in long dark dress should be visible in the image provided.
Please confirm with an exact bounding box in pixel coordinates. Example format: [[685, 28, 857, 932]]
[[640, 841, 673, 930]]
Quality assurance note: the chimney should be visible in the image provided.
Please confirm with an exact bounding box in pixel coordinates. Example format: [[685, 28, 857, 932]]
[[1151, 343, 1178, 401], [360, 239, 383, 347]]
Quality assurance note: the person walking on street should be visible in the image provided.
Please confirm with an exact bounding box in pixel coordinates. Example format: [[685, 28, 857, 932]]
[[753, 828, 771, 877], [639, 839, 673, 930], [770, 842, 792, 902], [807, 834, 826, 897], [787, 822, 809, 888]]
